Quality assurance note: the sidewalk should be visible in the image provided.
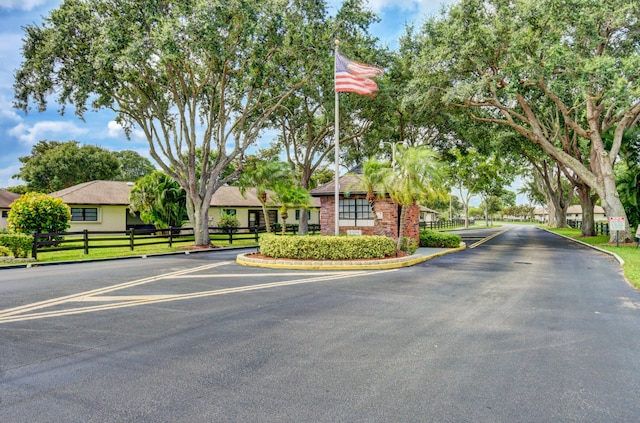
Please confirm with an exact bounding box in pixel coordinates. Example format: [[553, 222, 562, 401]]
[[236, 244, 467, 270]]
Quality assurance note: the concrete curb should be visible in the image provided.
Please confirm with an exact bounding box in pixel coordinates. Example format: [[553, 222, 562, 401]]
[[540, 227, 625, 266], [0, 245, 252, 270], [236, 244, 467, 271]]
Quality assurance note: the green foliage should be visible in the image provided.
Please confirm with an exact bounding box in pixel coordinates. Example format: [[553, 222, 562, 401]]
[[400, 237, 418, 255], [0, 233, 34, 258], [0, 246, 11, 257], [113, 150, 156, 182], [218, 213, 240, 230], [15, 141, 120, 192], [129, 171, 188, 229], [419, 230, 461, 248], [259, 234, 396, 260], [7, 192, 71, 235]]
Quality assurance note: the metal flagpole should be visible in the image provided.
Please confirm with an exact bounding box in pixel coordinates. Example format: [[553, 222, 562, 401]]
[[334, 40, 340, 236]]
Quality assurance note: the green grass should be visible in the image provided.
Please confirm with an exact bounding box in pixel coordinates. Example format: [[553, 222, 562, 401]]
[[0, 234, 259, 266], [545, 227, 640, 289]]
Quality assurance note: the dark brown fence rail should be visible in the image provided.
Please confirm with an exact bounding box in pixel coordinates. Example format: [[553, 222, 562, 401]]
[[31, 224, 322, 259], [419, 219, 466, 230]]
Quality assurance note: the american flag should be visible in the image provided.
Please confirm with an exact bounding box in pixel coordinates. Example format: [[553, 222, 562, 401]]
[[334, 52, 384, 95]]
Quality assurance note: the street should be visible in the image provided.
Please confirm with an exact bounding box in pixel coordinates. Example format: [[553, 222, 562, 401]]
[[1, 225, 639, 422]]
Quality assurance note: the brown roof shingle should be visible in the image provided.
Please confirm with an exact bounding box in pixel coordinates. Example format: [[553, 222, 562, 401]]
[[49, 180, 134, 205], [0, 189, 20, 208]]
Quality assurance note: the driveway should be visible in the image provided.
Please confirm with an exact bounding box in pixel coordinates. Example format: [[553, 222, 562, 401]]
[[1, 225, 639, 422]]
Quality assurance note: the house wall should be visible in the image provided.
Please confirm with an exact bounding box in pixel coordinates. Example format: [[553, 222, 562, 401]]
[[0, 208, 9, 229], [208, 206, 320, 227], [67, 205, 127, 232]]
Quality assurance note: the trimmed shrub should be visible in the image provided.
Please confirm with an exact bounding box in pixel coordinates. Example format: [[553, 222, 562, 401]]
[[7, 192, 71, 234], [419, 229, 462, 248], [259, 234, 396, 260], [0, 246, 11, 257], [0, 233, 34, 258], [218, 212, 240, 231], [400, 237, 418, 255]]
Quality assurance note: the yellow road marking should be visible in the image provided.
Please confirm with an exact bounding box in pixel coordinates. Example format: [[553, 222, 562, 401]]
[[468, 228, 511, 249], [0, 267, 396, 324]]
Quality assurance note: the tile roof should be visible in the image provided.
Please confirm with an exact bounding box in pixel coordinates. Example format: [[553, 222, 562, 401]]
[[48, 180, 320, 208], [310, 173, 366, 196], [0, 189, 20, 208], [49, 180, 134, 205]]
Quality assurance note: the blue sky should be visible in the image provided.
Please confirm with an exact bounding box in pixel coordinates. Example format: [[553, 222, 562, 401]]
[[0, 0, 455, 188]]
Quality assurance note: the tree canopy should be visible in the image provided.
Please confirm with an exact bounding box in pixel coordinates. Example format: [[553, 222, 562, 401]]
[[411, 0, 640, 241], [14, 0, 309, 245]]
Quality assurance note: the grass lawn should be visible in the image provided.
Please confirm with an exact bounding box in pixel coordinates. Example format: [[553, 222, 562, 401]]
[[545, 227, 640, 290], [0, 235, 259, 266]]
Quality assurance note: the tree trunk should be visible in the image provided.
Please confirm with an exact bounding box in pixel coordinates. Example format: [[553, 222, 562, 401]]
[[575, 183, 595, 237], [190, 196, 211, 247], [298, 208, 309, 235]]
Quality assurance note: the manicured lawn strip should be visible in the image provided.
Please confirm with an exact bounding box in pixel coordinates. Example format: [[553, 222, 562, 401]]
[[545, 227, 640, 289]]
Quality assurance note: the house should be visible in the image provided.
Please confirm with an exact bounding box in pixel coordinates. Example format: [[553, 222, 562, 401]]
[[208, 186, 320, 228], [309, 170, 420, 243], [0, 189, 20, 229], [566, 205, 607, 221], [49, 180, 320, 232], [419, 206, 439, 223], [49, 181, 146, 232]]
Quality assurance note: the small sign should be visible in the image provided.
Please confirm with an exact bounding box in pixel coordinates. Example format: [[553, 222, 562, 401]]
[[609, 216, 626, 231], [347, 230, 362, 236]]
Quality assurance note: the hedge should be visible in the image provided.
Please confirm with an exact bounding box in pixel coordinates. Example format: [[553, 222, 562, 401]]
[[419, 230, 462, 248], [0, 233, 34, 258], [259, 234, 397, 260]]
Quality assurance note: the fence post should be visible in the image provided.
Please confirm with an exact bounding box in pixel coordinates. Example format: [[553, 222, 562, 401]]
[[32, 232, 38, 260], [169, 226, 173, 248], [84, 229, 89, 255], [129, 228, 135, 251], [228, 228, 233, 244], [254, 226, 259, 243]]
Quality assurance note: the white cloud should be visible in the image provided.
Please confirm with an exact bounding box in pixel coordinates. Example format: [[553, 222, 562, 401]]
[[106, 120, 146, 142], [8, 120, 89, 145], [0, 0, 48, 11]]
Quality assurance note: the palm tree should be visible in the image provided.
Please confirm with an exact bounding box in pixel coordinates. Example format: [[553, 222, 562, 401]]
[[360, 159, 388, 235], [272, 185, 312, 236], [238, 160, 292, 232], [384, 145, 447, 250]]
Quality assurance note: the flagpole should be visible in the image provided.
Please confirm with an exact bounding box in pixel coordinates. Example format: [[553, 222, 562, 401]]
[[334, 39, 340, 236]]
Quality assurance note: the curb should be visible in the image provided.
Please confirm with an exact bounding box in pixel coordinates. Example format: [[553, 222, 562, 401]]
[[0, 245, 253, 270], [540, 227, 625, 266], [236, 244, 467, 271]]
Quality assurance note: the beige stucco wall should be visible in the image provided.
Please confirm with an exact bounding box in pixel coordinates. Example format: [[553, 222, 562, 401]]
[[208, 206, 320, 227], [0, 208, 9, 229], [67, 205, 127, 232]]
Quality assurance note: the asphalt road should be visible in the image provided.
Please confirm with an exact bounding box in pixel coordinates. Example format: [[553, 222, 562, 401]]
[[1, 225, 639, 422]]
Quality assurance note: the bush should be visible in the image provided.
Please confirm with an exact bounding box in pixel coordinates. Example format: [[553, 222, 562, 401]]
[[419, 229, 462, 248], [259, 234, 396, 260], [7, 192, 71, 234], [400, 237, 418, 255], [0, 246, 11, 257], [218, 213, 240, 231], [0, 233, 34, 258]]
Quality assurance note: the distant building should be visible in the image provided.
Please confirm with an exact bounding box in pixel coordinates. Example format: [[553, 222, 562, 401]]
[[0, 189, 20, 229]]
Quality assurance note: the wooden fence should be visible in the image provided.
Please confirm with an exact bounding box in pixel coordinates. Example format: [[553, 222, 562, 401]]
[[419, 219, 466, 230], [31, 224, 321, 259], [567, 220, 610, 235]]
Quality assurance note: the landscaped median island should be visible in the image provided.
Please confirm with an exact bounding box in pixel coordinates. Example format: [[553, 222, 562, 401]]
[[236, 230, 465, 270]]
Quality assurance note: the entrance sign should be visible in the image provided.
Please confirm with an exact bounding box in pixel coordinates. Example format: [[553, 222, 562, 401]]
[[609, 216, 626, 231]]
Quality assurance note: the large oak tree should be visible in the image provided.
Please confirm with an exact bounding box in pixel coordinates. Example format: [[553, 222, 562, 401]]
[[14, 0, 307, 245], [412, 0, 640, 242]]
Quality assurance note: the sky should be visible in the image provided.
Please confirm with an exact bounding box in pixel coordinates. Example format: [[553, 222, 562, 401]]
[[0, 0, 456, 189]]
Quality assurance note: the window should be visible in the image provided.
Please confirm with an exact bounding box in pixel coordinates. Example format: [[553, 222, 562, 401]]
[[1, 211, 7, 218], [295, 210, 311, 220], [339, 199, 372, 223], [71, 208, 98, 222], [222, 209, 236, 216]]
